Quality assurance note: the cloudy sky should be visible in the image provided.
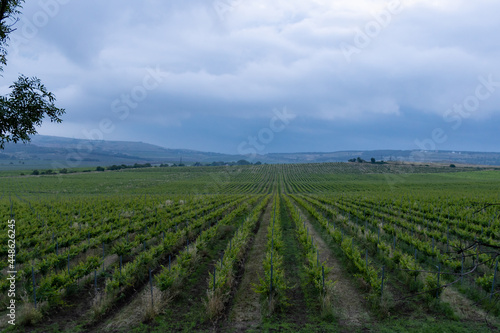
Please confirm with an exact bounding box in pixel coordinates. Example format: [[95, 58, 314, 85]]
[[2, 0, 500, 154]]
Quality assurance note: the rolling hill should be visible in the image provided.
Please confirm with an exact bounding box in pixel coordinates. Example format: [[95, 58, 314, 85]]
[[1, 135, 500, 171]]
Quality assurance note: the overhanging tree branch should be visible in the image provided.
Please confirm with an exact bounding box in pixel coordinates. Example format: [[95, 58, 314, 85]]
[[0, 1, 65, 148], [0, 75, 65, 148]]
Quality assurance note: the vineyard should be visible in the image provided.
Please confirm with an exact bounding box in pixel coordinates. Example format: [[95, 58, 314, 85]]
[[1, 162, 500, 332]]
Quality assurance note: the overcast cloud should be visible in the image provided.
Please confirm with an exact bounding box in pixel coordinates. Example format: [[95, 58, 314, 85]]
[[2, 0, 499, 154]]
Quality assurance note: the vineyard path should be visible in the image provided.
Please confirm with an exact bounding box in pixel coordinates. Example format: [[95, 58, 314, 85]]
[[226, 199, 273, 331], [294, 199, 373, 327]]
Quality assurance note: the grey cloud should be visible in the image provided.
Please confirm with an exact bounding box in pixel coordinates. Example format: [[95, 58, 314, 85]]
[[3, 0, 498, 153]]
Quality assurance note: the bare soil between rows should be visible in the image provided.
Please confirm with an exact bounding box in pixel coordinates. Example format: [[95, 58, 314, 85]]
[[293, 197, 373, 328], [223, 200, 273, 332]]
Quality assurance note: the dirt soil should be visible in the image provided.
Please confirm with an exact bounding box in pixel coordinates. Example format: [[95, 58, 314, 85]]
[[225, 201, 273, 331], [296, 203, 373, 328]]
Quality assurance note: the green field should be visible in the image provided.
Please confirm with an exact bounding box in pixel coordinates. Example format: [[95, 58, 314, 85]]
[[1, 162, 500, 332]]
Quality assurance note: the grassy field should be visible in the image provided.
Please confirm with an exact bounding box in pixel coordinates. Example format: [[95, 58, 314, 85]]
[[1, 162, 499, 332]]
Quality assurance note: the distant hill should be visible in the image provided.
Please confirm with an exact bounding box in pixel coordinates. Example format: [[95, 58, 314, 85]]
[[0, 135, 244, 170], [262, 150, 500, 166], [1, 135, 500, 171]]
